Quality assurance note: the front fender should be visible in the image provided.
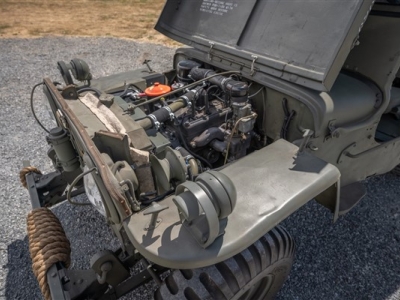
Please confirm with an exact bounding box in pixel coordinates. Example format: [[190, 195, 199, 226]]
[[124, 139, 340, 269]]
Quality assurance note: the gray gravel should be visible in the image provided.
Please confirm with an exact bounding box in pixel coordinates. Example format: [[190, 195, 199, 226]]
[[0, 37, 399, 300]]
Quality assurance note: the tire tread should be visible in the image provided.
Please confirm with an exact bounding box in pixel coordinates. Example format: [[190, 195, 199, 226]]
[[155, 225, 295, 300]]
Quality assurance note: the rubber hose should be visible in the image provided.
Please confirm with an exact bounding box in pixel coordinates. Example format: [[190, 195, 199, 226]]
[[189, 68, 248, 102], [177, 147, 199, 176], [136, 96, 189, 130], [188, 158, 199, 176], [176, 126, 213, 169], [136, 99, 187, 130], [152, 106, 172, 121], [77, 87, 102, 97]]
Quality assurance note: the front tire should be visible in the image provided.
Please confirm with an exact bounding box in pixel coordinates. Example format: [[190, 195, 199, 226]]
[[154, 226, 295, 300], [391, 165, 400, 176]]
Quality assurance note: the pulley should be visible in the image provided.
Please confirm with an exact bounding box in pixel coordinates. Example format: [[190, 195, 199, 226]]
[[150, 147, 187, 191]]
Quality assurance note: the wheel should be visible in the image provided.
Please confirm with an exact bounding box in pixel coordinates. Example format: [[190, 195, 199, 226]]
[[391, 165, 400, 176], [154, 226, 295, 300]]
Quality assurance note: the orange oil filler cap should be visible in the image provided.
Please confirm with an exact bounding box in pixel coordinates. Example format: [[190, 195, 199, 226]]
[[144, 82, 171, 97]]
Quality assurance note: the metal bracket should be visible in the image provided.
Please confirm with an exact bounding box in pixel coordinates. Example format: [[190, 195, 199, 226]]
[[297, 129, 314, 155], [250, 55, 258, 76], [47, 262, 109, 300], [56, 109, 68, 129], [208, 42, 215, 61], [96, 262, 112, 285], [142, 260, 162, 286], [120, 180, 141, 212], [45, 248, 164, 300], [143, 202, 169, 231], [23, 160, 81, 208], [90, 250, 130, 287], [61, 85, 78, 100], [351, 35, 360, 50], [328, 119, 340, 138]]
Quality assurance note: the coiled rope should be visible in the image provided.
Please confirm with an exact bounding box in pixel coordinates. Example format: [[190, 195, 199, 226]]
[[19, 166, 42, 189], [20, 166, 71, 300], [27, 208, 71, 300]]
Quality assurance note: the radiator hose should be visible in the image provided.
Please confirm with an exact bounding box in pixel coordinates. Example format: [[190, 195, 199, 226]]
[[136, 89, 198, 130]]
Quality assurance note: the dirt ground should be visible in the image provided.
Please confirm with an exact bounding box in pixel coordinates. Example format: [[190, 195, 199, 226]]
[[0, 0, 178, 45]]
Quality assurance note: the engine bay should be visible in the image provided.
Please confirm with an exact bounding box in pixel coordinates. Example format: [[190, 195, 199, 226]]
[[50, 51, 400, 221], [55, 58, 264, 213], [115, 60, 259, 169]]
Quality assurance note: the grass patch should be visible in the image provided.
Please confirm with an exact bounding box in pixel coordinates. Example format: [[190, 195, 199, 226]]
[[28, 28, 41, 35], [99, 14, 114, 21], [0, 24, 11, 33], [0, 0, 177, 45]]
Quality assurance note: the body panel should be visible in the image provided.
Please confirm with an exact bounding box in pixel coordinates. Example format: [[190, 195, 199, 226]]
[[124, 139, 340, 269], [156, 0, 374, 91]]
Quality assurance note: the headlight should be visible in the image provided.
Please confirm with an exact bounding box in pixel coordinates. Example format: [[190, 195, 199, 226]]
[[83, 165, 106, 217]]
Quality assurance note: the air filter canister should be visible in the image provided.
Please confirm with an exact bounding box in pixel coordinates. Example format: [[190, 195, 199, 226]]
[[144, 82, 171, 97]]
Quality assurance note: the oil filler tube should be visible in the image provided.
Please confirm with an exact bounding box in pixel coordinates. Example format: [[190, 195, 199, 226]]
[[47, 127, 80, 172]]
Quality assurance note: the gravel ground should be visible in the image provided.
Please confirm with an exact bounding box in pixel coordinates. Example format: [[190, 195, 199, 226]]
[[0, 37, 399, 300]]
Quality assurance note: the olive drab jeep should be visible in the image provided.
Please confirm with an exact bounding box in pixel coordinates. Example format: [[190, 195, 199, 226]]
[[21, 0, 400, 299]]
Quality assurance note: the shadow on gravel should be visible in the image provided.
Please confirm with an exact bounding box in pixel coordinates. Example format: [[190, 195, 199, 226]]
[[278, 175, 400, 299], [4, 200, 145, 300], [5, 237, 42, 299]]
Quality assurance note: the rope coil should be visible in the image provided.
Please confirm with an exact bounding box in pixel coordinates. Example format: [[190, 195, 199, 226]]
[[27, 208, 71, 300], [21, 166, 71, 299], [19, 166, 42, 189]]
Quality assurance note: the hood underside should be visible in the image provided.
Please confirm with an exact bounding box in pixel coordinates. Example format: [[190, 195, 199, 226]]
[[156, 0, 375, 91]]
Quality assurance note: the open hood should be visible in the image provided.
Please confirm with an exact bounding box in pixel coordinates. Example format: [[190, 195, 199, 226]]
[[156, 0, 375, 91]]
